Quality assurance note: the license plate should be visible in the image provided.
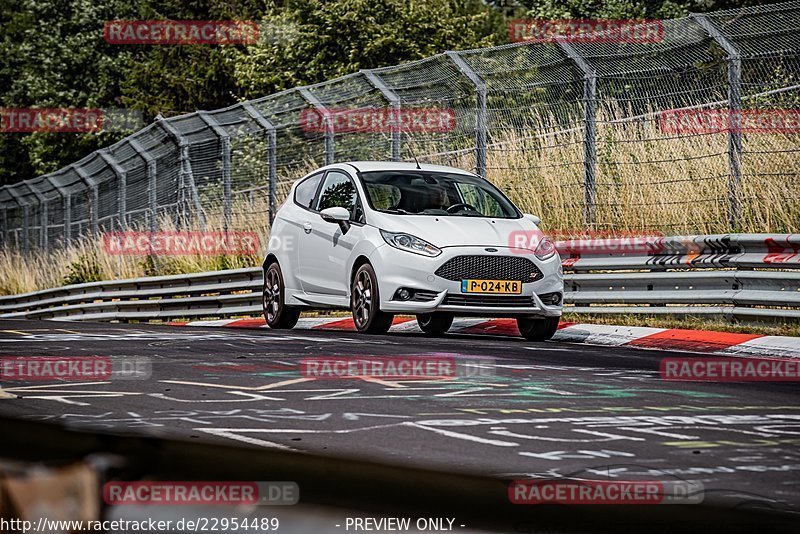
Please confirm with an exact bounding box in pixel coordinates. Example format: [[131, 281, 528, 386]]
[[461, 279, 522, 294]]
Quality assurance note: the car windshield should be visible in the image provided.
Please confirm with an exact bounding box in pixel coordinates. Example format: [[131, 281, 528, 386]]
[[359, 170, 520, 218]]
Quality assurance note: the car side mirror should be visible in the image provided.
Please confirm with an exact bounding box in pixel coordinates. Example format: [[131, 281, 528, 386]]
[[320, 206, 351, 233], [523, 213, 541, 226]]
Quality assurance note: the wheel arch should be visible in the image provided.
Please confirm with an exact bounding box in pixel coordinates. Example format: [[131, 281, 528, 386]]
[[350, 255, 372, 283], [262, 253, 278, 272]]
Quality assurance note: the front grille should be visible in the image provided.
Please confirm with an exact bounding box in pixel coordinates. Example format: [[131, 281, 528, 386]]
[[444, 294, 534, 308], [435, 255, 543, 282]]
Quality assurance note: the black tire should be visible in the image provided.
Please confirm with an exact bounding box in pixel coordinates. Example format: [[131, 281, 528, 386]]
[[351, 263, 394, 334], [517, 316, 560, 341], [263, 262, 300, 329], [416, 312, 454, 336]]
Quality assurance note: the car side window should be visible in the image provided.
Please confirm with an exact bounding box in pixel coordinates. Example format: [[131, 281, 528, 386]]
[[315, 171, 364, 222], [294, 173, 323, 210]]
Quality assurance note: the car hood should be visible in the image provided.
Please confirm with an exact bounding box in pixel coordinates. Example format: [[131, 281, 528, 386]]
[[370, 213, 540, 249]]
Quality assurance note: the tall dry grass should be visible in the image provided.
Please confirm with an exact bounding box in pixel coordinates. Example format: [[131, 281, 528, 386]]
[[2, 121, 798, 295]]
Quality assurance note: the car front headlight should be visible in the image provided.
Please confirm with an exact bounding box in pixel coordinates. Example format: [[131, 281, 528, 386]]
[[534, 236, 557, 260], [380, 230, 441, 257]]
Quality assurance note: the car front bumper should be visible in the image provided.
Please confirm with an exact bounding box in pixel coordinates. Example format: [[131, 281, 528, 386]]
[[369, 244, 563, 318]]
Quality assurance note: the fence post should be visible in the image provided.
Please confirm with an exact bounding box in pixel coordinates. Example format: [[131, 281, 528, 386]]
[[0, 206, 5, 248], [445, 51, 487, 179], [0, 203, 5, 247], [197, 112, 233, 233], [692, 14, 743, 231], [156, 116, 204, 230], [242, 102, 278, 223], [73, 166, 98, 238], [64, 193, 72, 245], [7, 188, 29, 253], [26, 181, 48, 249], [44, 175, 69, 246], [362, 70, 402, 161], [128, 138, 158, 234], [99, 149, 128, 230], [22, 205, 29, 253], [298, 87, 334, 165], [557, 42, 597, 226]]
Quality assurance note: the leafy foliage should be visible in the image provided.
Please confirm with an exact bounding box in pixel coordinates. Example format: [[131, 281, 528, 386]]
[[0, 0, 786, 186]]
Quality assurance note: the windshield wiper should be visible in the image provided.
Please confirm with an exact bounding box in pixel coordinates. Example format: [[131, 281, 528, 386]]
[[382, 208, 411, 214]]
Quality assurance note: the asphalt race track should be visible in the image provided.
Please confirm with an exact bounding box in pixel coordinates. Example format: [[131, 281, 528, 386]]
[[1, 318, 799, 517]]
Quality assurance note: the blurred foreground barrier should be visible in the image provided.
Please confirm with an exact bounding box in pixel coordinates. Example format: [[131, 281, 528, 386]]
[[0, 234, 798, 323]]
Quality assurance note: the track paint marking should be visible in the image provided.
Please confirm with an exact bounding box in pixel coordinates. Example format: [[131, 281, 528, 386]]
[[159, 379, 312, 392], [404, 422, 519, 446], [359, 377, 408, 388], [255, 377, 316, 390], [193, 428, 297, 451]]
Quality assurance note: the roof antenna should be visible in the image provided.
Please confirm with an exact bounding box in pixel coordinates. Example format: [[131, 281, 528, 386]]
[[406, 142, 422, 170]]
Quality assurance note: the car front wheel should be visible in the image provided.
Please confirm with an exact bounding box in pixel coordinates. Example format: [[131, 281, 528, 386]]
[[351, 263, 394, 334], [416, 312, 454, 336], [263, 262, 301, 329], [517, 316, 559, 341]]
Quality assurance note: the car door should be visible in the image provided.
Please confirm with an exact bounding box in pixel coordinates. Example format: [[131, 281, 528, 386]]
[[285, 172, 324, 292], [298, 170, 366, 297]]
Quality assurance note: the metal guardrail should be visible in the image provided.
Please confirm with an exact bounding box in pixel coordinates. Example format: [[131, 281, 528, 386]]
[[0, 234, 798, 322]]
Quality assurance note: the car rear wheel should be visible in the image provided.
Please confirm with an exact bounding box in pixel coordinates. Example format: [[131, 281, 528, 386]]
[[517, 316, 559, 341], [351, 263, 394, 334], [263, 262, 300, 329], [416, 312, 454, 336]]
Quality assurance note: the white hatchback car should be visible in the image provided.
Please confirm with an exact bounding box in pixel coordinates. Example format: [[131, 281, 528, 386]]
[[262, 162, 563, 340]]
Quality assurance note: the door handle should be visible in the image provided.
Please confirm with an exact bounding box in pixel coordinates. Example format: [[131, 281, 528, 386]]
[[303, 222, 313, 234]]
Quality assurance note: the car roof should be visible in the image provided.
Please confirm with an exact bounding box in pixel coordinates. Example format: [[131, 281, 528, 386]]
[[335, 161, 477, 176]]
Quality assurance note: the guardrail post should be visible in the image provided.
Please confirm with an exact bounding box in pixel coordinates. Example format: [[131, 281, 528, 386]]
[[299, 87, 334, 165], [74, 166, 98, 238], [99, 150, 128, 230], [692, 14, 743, 231], [362, 70, 402, 161], [197, 112, 233, 233], [557, 42, 597, 226], [156, 116, 205, 230], [446, 51, 487, 179], [242, 103, 278, 223]]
